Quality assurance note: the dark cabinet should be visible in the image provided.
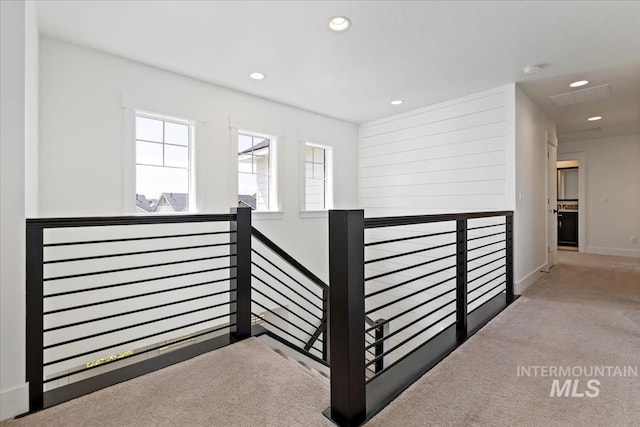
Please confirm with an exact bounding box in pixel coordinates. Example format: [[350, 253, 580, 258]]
[[558, 212, 578, 247]]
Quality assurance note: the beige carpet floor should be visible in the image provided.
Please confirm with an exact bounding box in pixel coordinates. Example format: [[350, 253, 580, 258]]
[[365, 251, 640, 427], [2, 338, 332, 427], [4, 252, 639, 426]]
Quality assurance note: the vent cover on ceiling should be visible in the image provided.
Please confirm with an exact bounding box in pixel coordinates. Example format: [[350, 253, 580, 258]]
[[550, 84, 612, 107]]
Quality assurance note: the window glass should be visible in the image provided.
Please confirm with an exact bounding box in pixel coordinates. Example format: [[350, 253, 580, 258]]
[[305, 144, 328, 211], [238, 133, 273, 210], [164, 122, 189, 146], [136, 141, 163, 166], [136, 117, 163, 142], [164, 145, 189, 168], [135, 114, 192, 213]]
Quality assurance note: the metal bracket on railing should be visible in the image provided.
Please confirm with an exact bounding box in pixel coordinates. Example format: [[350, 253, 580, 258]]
[[373, 318, 389, 373], [456, 219, 468, 345]]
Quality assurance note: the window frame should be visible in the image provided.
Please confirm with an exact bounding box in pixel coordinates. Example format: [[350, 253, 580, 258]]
[[301, 141, 333, 214], [134, 111, 196, 214], [235, 129, 279, 212]]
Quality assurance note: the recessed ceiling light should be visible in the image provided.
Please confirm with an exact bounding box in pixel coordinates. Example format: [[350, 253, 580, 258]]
[[329, 16, 351, 32], [390, 100, 403, 105], [587, 116, 602, 121], [249, 72, 265, 80], [570, 80, 589, 88]]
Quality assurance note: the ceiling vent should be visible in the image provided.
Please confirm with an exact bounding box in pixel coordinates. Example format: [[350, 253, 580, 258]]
[[550, 84, 612, 107]]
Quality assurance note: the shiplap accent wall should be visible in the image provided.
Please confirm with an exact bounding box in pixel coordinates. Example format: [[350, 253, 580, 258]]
[[359, 86, 513, 364], [359, 86, 512, 216]]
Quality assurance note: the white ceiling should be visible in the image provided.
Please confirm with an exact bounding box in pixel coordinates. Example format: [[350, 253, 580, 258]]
[[36, 1, 640, 140]]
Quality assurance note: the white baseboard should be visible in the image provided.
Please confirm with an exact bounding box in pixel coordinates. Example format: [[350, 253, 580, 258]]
[[0, 382, 29, 421], [587, 246, 640, 258], [515, 263, 547, 294]]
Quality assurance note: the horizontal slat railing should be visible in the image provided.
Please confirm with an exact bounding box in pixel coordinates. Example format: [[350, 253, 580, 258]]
[[250, 226, 328, 363], [27, 207, 332, 412], [26, 211, 249, 411], [327, 209, 515, 427]]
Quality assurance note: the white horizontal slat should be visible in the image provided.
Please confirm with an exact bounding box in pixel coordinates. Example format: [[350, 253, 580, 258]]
[[361, 121, 506, 158], [359, 86, 510, 364], [360, 150, 506, 179], [360, 107, 505, 148], [361, 136, 506, 169], [360, 91, 506, 138], [362, 179, 506, 198], [362, 194, 506, 210], [362, 165, 506, 189]]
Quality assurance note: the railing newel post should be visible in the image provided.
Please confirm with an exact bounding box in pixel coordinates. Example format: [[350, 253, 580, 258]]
[[26, 222, 44, 411], [230, 207, 252, 339], [326, 209, 366, 427]]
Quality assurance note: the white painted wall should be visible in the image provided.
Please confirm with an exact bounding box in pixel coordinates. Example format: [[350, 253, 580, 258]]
[[1, 0, 31, 420], [558, 134, 640, 257], [0, 35, 358, 419], [514, 85, 557, 291], [39, 37, 359, 279], [25, 1, 39, 217]]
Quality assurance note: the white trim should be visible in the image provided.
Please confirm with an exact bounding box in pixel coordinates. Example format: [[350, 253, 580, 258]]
[[300, 141, 334, 212], [557, 151, 587, 253], [122, 91, 202, 215], [515, 263, 547, 294], [253, 211, 284, 221], [131, 112, 197, 214], [232, 128, 282, 212], [505, 83, 516, 211], [121, 91, 208, 124], [587, 246, 640, 258], [228, 116, 284, 141], [122, 108, 136, 213], [0, 383, 29, 421], [545, 136, 558, 271], [299, 210, 328, 219]]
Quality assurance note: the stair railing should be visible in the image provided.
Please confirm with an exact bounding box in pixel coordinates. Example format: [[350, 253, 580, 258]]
[[26, 210, 244, 411], [249, 226, 328, 363], [326, 209, 515, 426], [24, 206, 334, 413]]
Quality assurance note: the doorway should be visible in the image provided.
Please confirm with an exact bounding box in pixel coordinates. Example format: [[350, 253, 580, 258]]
[[557, 152, 587, 253], [557, 162, 579, 250]]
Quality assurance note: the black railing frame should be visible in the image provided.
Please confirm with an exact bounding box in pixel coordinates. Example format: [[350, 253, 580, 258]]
[[25, 212, 246, 412], [250, 225, 329, 361], [326, 209, 515, 427], [230, 207, 252, 339], [455, 219, 468, 345], [324, 210, 367, 427]]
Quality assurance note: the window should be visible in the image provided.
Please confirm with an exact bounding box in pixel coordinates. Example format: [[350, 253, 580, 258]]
[[305, 144, 332, 211], [135, 114, 193, 213], [237, 132, 276, 211]]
